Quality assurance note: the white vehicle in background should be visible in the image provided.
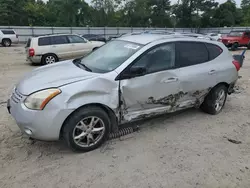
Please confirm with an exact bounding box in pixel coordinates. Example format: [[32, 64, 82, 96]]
[[25, 34, 105, 65], [0, 29, 19, 47], [206, 33, 222, 41]]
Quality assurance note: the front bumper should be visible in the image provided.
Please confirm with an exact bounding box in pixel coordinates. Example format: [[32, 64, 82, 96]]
[[7, 92, 73, 141]]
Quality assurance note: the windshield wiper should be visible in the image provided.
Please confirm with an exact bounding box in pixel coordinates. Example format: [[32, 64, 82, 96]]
[[73, 58, 92, 72]]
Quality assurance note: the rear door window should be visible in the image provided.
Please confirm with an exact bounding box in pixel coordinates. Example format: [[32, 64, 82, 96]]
[[52, 35, 69, 45], [68, 35, 86, 43], [176, 42, 209, 68], [1, 30, 15, 35], [38, 37, 51, 46], [205, 43, 223, 60]]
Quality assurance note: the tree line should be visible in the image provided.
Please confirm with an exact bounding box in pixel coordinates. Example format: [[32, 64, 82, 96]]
[[0, 0, 250, 28]]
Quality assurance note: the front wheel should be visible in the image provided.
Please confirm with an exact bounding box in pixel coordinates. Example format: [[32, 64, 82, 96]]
[[63, 106, 110, 152], [231, 43, 238, 51], [201, 85, 228, 115]]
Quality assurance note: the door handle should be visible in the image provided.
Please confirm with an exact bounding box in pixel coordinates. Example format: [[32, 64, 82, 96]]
[[208, 70, 216, 75], [162, 77, 179, 83]]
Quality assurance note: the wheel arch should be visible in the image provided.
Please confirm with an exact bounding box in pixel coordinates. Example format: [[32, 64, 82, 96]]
[[2, 38, 12, 43], [59, 103, 118, 139], [213, 82, 229, 89]]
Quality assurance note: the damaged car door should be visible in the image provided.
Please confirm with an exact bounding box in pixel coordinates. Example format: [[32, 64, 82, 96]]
[[175, 42, 218, 107], [118, 43, 182, 122]]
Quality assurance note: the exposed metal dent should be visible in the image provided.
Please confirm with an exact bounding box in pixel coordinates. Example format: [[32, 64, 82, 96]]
[[192, 88, 212, 107], [122, 106, 172, 122], [64, 76, 120, 118], [147, 91, 188, 106], [120, 89, 211, 123]]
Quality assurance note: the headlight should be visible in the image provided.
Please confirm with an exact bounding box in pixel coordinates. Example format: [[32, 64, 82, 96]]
[[24, 88, 61, 110]]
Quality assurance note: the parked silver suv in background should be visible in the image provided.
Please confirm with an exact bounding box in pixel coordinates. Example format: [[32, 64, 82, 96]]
[[8, 34, 240, 152], [25, 34, 104, 65], [0, 29, 19, 47]]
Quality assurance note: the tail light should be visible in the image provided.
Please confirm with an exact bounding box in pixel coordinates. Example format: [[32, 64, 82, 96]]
[[232, 60, 240, 71], [29, 48, 35, 57]]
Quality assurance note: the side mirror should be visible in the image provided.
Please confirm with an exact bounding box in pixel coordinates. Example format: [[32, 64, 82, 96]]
[[117, 66, 146, 80], [130, 67, 146, 76]]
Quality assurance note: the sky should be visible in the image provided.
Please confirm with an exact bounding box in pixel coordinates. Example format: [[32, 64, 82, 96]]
[[43, 0, 241, 6]]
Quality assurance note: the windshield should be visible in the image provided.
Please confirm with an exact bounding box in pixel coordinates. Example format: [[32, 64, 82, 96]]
[[80, 40, 142, 73], [229, 31, 243, 37]]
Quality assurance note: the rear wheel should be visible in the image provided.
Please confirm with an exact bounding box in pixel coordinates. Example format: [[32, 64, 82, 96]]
[[42, 54, 57, 65], [2, 39, 11, 47], [231, 43, 238, 51], [201, 85, 228, 115], [247, 43, 250, 49], [63, 106, 110, 152]]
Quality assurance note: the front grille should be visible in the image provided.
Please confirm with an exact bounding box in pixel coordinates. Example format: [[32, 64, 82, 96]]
[[11, 88, 23, 103]]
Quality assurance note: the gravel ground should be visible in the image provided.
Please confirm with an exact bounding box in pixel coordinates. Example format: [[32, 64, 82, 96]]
[[1, 45, 250, 188]]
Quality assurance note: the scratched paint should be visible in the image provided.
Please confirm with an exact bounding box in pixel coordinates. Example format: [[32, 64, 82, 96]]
[[120, 89, 211, 122]]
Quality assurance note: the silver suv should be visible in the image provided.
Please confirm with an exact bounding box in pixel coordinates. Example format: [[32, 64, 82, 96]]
[[0, 29, 19, 47], [8, 34, 240, 152], [25, 34, 104, 65]]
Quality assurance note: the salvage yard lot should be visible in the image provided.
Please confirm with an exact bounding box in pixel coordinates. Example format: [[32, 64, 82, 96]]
[[1, 45, 250, 188]]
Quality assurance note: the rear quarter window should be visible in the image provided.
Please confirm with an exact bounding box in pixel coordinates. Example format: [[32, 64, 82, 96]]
[[1, 30, 15, 35], [38, 37, 51, 46], [205, 43, 223, 60], [176, 42, 209, 68]]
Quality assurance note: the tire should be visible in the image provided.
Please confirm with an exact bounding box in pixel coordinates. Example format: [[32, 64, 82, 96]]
[[2, 39, 11, 47], [247, 43, 250, 50], [92, 47, 99, 51], [63, 106, 111, 152], [41, 54, 58, 65], [201, 85, 228, 115], [231, 43, 238, 51]]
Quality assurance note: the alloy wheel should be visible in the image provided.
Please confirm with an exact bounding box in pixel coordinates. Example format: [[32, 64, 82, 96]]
[[73, 116, 105, 147], [214, 89, 226, 112], [45, 56, 56, 64]]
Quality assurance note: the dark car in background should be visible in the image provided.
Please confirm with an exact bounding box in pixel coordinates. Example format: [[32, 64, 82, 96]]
[[82, 34, 106, 43]]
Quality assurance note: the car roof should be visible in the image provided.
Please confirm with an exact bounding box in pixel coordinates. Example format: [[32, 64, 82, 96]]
[[118, 34, 187, 45], [35, 33, 78, 38], [117, 33, 215, 45]]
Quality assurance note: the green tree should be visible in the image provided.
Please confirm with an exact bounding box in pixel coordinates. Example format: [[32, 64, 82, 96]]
[[213, 0, 242, 27], [0, 0, 29, 26], [148, 0, 172, 27], [241, 0, 250, 25]]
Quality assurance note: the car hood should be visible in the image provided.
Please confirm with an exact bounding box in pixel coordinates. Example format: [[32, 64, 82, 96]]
[[17, 60, 98, 95]]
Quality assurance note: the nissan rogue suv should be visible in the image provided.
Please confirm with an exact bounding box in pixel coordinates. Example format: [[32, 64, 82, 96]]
[[8, 34, 240, 152]]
